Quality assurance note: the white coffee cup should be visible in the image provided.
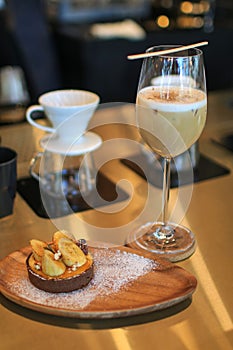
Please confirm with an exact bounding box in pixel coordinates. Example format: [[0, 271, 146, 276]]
[[26, 89, 100, 142]]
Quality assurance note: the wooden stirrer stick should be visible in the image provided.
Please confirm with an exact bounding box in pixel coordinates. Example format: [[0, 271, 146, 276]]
[[127, 41, 208, 60]]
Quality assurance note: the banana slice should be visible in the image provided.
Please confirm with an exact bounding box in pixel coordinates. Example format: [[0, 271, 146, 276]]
[[30, 239, 47, 262], [42, 249, 66, 277], [52, 230, 74, 250], [58, 237, 87, 267]]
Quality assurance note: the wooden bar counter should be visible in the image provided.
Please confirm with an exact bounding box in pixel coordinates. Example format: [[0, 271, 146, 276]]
[[0, 90, 232, 349]]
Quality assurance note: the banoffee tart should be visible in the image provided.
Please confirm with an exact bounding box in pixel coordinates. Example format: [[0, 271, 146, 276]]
[[26, 231, 94, 293]]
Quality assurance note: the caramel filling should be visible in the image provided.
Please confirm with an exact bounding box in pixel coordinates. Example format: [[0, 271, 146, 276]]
[[28, 254, 93, 280]]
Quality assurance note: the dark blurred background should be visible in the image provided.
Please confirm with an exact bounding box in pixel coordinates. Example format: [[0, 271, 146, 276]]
[[0, 0, 232, 105]]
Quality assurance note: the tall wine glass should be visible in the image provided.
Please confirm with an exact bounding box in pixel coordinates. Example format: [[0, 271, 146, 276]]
[[127, 46, 207, 261]]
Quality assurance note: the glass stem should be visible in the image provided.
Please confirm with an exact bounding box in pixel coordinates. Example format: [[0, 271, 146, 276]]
[[161, 157, 171, 225]]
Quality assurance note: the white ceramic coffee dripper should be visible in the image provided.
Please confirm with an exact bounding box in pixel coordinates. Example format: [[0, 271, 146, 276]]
[[26, 89, 100, 143]]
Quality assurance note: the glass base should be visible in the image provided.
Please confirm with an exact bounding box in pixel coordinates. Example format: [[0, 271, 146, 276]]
[[126, 222, 196, 262]]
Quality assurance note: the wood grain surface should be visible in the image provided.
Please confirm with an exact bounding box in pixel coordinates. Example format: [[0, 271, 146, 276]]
[[0, 245, 197, 319]]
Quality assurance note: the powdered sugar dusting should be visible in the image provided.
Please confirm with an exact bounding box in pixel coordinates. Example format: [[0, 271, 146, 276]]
[[6, 248, 156, 310]]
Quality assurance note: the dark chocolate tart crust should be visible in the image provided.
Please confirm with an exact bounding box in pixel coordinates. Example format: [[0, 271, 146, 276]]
[[26, 254, 94, 293]]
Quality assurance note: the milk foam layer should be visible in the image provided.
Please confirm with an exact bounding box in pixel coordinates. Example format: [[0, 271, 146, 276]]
[[138, 86, 207, 112]]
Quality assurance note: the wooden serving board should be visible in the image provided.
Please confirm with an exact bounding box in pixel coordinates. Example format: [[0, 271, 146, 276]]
[[0, 245, 197, 319]]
